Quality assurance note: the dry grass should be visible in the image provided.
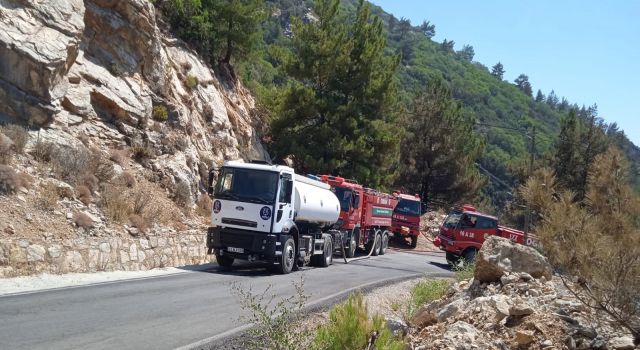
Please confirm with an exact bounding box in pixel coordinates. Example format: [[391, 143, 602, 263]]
[[0, 164, 18, 194], [76, 185, 93, 205], [196, 194, 212, 217], [128, 214, 149, 234], [174, 179, 192, 208], [1, 125, 29, 154], [132, 143, 154, 161], [0, 133, 14, 164], [109, 148, 129, 166], [100, 181, 171, 235], [16, 172, 34, 190], [120, 171, 136, 188], [37, 182, 59, 210], [73, 212, 94, 230], [32, 140, 55, 162], [82, 174, 99, 193], [50, 144, 91, 184]]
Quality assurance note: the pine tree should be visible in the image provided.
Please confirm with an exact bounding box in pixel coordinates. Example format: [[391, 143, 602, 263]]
[[270, 0, 400, 187], [440, 39, 455, 53], [457, 45, 474, 61], [215, 0, 267, 64], [514, 74, 532, 96], [535, 89, 544, 102], [398, 78, 485, 205], [491, 62, 505, 80], [546, 90, 559, 108], [419, 20, 435, 39]]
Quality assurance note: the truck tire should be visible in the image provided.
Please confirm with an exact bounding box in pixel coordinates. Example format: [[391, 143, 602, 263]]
[[215, 253, 234, 269], [379, 231, 389, 255], [274, 237, 296, 274], [312, 234, 333, 267], [410, 235, 418, 248], [371, 230, 381, 256], [346, 231, 357, 258], [462, 248, 477, 264], [445, 251, 458, 265]]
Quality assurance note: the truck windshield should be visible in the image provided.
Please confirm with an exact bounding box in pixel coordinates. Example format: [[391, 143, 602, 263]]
[[443, 213, 462, 228], [394, 199, 421, 216], [333, 187, 352, 212], [214, 167, 278, 204]]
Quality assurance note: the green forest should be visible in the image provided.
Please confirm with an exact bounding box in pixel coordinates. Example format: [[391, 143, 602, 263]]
[[157, 0, 640, 218]]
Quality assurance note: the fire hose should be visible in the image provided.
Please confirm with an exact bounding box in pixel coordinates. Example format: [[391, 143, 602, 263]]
[[332, 230, 381, 264]]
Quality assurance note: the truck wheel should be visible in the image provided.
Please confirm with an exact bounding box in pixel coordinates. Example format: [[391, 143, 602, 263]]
[[445, 251, 458, 265], [410, 235, 418, 248], [462, 248, 477, 264], [312, 234, 333, 267], [215, 253, 234, 269], [379, 231, 389, 255], [346, 232, 356, 258], [371, 230, 381, 256], [275, 238, 296, 274]]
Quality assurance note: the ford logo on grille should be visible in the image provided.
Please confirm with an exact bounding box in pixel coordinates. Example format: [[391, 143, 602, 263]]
[[235, 206, 244, 211]]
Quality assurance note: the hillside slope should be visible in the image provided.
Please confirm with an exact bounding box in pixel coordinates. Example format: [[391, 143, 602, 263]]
[[0, 0, 267, 277], [247, 0, 640, 206]]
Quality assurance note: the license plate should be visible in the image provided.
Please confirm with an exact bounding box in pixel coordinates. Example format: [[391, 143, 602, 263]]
[[227, 247, 244, 253]]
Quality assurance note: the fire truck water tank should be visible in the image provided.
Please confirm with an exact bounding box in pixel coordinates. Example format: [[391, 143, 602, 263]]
[[293, 175, 340, 224]]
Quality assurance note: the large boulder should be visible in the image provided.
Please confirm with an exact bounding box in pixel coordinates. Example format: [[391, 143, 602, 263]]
[[474, 236, 552, 283]]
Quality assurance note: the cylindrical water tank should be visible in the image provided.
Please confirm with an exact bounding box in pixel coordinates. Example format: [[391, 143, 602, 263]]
[[293, 175, 340, 224]]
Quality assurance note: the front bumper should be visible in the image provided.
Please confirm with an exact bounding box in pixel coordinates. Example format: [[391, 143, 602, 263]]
[[207, 226, 289, 262]]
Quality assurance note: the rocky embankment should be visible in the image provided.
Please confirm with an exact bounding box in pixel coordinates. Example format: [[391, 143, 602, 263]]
[[407, 237, 637, 350], [0, 0, 268, 277]]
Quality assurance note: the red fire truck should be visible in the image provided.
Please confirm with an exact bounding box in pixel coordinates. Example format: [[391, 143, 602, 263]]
[[434, 204, 541, 264], [318, 175, 398, 258], [391, 192, 422, 248]]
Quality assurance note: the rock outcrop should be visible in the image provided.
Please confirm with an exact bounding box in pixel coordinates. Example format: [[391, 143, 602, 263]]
[[0, 0, 268, 205], [474, 236, 553, 283]]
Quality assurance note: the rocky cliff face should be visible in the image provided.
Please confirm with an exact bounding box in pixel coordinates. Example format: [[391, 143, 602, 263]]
[[0, 0, 268, 201]]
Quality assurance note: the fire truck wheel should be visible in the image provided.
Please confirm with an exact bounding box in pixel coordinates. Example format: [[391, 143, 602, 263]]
[[410, 235, 418, 248], [379, 231, 389, 255], [462, 248, 477, 264], [215, 253, 234, 269], [371, 230, 381, 256], [445, 252, 458, 265], [346, 232, 357, 258], [275, 238, 296, 274]]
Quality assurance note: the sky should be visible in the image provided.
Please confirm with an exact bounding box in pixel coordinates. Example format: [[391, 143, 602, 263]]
[[371, 0, 640, 146]]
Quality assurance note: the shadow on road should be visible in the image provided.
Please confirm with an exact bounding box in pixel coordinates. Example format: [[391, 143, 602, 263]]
[[428, 261, 452, 271]]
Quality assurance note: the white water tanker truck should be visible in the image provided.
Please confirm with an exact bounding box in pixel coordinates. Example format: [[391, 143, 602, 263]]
[[206, 160, 341, 274]]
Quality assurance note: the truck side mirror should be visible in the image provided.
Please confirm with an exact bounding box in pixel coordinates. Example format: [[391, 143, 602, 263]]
[[207, 169, 215, 197], [285, 181, 293, 200], [352, 193, 360, 209]]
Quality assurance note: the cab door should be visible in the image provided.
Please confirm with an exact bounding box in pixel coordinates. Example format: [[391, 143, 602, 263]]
[[273, 173, 293, 233], [457, 214, 484, 246]]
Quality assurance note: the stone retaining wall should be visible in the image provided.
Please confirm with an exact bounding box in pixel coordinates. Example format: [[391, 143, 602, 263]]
[[0, 232, 212, 278]]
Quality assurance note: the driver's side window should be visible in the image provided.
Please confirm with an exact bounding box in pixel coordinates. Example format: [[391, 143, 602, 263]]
[[279, 176, 291, 204], [460, 214, 477, 228]]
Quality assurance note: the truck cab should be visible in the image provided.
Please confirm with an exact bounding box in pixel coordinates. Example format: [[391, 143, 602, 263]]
[[207, 161, 340, 274], [434, 204, 540, 264], [391, 193, 422, 247]]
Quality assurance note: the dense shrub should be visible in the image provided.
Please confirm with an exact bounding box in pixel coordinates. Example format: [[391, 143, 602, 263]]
[[174, 179, 192, 208], [152, 105, 169, 122], [32, 140, 55, 162], [185, 75, 198, 89], [314, 292, 404, 350], [132, 143, 154, 161], [0, 165, 18, 194], [50, 144, 91, 184]]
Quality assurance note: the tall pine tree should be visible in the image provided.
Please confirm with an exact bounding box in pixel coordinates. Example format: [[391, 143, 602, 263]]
[[270, 0, 400, 187], [398, 77, 485, 206]]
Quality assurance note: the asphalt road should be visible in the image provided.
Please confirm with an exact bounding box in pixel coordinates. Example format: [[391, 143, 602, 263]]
[[0, 250, 451, 350]]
